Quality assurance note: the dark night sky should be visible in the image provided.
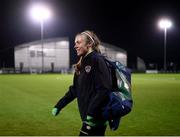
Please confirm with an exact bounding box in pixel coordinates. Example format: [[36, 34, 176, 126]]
[[0, 0, 180, 69]]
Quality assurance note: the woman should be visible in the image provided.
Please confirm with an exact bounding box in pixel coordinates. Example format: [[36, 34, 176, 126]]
[[52, 30, 112, 136]]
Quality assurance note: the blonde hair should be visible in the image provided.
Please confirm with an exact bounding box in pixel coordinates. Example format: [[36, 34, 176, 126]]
[[74, 30, 101, 75]]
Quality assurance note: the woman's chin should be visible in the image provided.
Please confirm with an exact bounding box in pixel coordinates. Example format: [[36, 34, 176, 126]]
[[77, 52, 82, 56]]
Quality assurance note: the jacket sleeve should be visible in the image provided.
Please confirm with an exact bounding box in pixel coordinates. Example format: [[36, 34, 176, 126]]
[[54, 74, 77, 110], [87, 56, 112, 119]]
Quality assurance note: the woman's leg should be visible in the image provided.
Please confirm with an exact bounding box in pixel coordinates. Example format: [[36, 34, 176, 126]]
[[79, 122, 107, 136]]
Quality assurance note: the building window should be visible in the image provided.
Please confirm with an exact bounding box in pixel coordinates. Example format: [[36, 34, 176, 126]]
[[30, 50, 35, 57]]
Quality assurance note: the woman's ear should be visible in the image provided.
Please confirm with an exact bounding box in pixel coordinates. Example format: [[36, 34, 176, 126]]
[[87, 42, 93, 48]]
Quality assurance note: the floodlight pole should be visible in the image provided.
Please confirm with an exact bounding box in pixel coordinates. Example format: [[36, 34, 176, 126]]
[[163, 28, 167, 72], [41, 19, 44, 73], [158, 18, 172, 72], [29, 4, 52, 73]]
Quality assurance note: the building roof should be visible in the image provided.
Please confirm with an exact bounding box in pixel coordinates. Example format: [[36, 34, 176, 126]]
[[15, 37, 127, 54], [15, 37, 69, 49], [101, 42, 126, 53]]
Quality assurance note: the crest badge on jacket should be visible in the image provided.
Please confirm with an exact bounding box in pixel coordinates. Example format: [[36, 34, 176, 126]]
[[85, 65, 91, 73]]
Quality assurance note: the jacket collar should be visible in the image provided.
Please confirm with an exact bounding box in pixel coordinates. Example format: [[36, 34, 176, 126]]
[[82, 51, 96, 61]]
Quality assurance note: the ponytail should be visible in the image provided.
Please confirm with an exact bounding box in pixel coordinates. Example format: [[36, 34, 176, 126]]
[[73, 56, 82, 75]]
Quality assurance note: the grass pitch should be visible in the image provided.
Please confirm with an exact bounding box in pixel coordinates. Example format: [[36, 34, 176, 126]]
[[0, 74, 180, 135]]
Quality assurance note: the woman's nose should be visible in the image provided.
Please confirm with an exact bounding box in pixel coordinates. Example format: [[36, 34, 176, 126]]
[[74, 44, 78, 49], [74, 45, 77, 49]]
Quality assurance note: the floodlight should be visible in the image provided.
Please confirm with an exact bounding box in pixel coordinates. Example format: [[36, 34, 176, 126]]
[[29, 3, 52, 73], [30, 4, 51, 22], [158, 18, 172, 29], [158, 18, 173, 72]]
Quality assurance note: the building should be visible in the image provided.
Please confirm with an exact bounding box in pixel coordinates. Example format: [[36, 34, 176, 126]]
[[137, 56, 146, 72], [14, 37, 70, 73], [14, 37, 127, 73], [100, 42, 127, 66]]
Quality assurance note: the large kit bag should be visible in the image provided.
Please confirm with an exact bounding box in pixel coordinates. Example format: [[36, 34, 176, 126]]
[[103, 58, 133, 130]]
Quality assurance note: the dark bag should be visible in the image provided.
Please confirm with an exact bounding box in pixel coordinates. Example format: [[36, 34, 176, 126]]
[[103, 58, 133, 130]]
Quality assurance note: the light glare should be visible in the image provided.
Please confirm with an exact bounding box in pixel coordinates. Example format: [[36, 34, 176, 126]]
[[30, 4, 51, 22], [158, 18, 172, 29]]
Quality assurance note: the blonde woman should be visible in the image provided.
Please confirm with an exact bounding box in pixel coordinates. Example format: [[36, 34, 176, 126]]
[[52, 30, 112, 136]]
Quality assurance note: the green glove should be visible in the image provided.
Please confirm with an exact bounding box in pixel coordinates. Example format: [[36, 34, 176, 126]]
[[52, 108, 60, 116], [85, 115, 108, 127]]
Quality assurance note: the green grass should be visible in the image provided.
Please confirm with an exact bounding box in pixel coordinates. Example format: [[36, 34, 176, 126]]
[[0, 73, 180, 135]]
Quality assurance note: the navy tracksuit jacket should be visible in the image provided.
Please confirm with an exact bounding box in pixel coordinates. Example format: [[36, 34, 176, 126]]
[[55, 51, 112, 121]]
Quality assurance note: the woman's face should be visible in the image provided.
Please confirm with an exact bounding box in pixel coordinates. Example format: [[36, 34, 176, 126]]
[[74, 35, 89, 56]]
